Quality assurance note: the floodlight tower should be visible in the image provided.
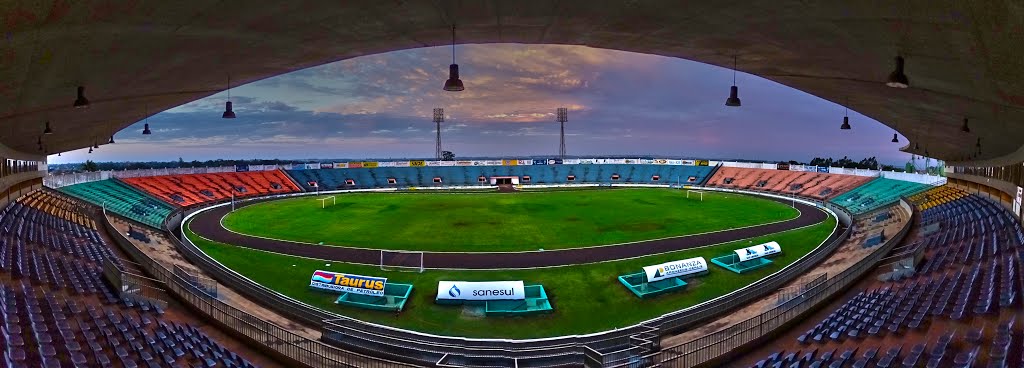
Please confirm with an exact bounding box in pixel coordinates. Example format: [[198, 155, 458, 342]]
[[557, 107, 568, 159], [433, 108, 444, 160]]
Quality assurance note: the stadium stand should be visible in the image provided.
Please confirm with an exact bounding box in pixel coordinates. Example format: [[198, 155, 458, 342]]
[[704, 167, 873, 199], [746, 187, 1024, 368], [829, 177, 932, 215], [122, 170, 301, 207], [285, 164, 716, 190], [58, 179, 174, 229], [0, 190, 258, 367]]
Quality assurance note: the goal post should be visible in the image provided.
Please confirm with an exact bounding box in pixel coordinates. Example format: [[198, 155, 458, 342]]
[[317, 196, 336, 209], [379, 250, 425, 273], [686, 189, 705, 201]]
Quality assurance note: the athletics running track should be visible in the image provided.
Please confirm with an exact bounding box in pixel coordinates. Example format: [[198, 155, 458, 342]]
[[188, 194, 833, 270]]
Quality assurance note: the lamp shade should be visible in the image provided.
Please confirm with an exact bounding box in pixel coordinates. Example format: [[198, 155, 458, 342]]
[[443, 64, 464, 91], [74, 86, 90, 108], [725, 86, 741, 107], [222, 101, 236, 119], [886, 56, 909, 88]]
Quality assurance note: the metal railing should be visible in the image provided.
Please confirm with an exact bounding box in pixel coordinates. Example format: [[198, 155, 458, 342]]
[[615, 198, 914, 368], [171, 187, 852, 367], [100, 210, 420, 368]]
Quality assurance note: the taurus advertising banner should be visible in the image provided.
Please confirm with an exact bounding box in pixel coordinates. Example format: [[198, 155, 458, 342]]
[[310, 270, 387, 297], [642, 257, 708, 283], [436, 281, 525, 301], [734, 241, 782, 262]]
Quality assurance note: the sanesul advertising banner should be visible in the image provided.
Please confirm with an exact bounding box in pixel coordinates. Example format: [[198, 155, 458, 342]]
[[734, 241, 782, 262], [642, 257, 708, 283], [436, 281, 525, 301], [310, 270, 387, 296]]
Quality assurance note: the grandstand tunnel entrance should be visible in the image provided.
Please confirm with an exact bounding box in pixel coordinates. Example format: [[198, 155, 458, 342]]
[[490, 176, 519, 185]]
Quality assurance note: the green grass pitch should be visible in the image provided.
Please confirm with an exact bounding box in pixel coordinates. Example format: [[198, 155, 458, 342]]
[[222, 188, 800, 252], [187, 189, 837, 338]]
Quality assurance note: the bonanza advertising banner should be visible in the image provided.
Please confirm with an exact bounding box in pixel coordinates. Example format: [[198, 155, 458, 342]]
[[310, 270, 386, 296], [436, 281, 525, 301], [643, 257, 708, 283], [334, 163, 347, 169], [319, 163, 333, 169], [410, 160, 426, 167], [734, 241, 782, 262]]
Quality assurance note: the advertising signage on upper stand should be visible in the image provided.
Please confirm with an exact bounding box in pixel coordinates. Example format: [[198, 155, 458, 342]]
[[436, 281, 525, 301], [642, 257, 708, 283], [817, 166, 829, 173], [777, 163, 790, 170], [309, 270, 387, 296], [734, 241, 782, 262]]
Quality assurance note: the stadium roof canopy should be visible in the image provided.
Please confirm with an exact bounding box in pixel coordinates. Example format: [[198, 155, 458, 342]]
[[2, 1, 1022, 166]]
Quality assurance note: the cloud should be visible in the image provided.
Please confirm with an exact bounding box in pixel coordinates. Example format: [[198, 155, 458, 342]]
[[52, 44, 906, 165]]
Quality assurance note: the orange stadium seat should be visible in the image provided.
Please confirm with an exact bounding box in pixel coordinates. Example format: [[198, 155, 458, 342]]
[[706, 167, 874, 199], [122, 169, 301, 207]]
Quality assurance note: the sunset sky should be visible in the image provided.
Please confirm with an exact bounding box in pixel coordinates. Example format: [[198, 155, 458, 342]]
[[48, 44, 915, 165]]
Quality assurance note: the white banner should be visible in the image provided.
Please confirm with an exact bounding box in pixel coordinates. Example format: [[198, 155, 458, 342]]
[[1014, 186, 1022, 217], [518, 159, 533, 165], [642, 257, 708, 283], [436, 281, 525, 301], [734, 241, 782, 262]]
